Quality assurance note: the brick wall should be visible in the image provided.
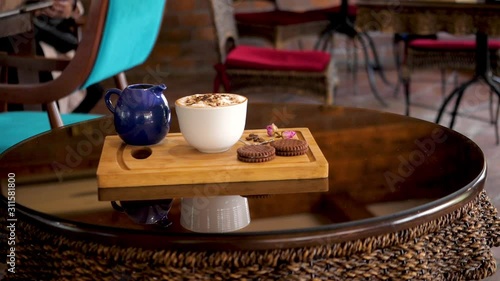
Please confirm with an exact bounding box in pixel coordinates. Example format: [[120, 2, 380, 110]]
[[127, 0, 217, 81]]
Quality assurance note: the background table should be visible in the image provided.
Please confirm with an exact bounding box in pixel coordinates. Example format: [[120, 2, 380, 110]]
[[355, 0, 500, 36], [1, 103, 499, 280], [355, 0, 500, 136]]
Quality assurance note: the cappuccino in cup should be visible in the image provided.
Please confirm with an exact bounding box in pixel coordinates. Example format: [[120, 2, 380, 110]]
[[175, 93, 248, 153], [176, 93, 247, 107]]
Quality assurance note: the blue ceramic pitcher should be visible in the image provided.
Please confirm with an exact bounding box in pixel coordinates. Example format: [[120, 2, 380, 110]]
[[105, 84, 171, 145]]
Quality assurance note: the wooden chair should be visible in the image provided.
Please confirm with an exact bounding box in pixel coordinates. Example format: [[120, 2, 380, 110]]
[[209, 0, 338, 105], [0, 0, 166, 153]]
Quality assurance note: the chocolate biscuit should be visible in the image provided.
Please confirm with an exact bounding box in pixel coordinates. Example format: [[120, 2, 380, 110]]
[[271, 139, 308, 156], [237, 145, 275, 163], [237, 154, 276, 163]]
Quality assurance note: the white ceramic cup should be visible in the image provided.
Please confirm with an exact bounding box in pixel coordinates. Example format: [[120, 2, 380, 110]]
[[175, 93, 248, 153], [180, 195, 251, 233]]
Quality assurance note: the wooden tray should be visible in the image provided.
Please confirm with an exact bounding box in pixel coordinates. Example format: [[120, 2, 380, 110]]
[[97, 128, 328, 201]]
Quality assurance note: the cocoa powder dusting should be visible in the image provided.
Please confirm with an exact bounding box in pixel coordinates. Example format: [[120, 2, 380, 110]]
[[183, 94, 243, 107]]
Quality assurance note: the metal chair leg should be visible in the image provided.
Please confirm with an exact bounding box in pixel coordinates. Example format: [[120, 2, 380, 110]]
[[436, 75, 478, 126], [440, 69, 446, 99], [448, 87, 467, 129], [352, 38, 359, 96], [484, 74, 500, 144], [393, 34, 403, 97], [489, 89, 494, 124], [488, 89, 499, 145], [357, 34, 388, 106], [403, 76, 411, 116], [495, 96, 500, 145], [490, 76, 500, 125], [346, 37, 359, 96], [361, 31, 391, 86]]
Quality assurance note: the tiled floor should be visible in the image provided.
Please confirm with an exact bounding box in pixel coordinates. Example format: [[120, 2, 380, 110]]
[[93, 66, 500, 280]]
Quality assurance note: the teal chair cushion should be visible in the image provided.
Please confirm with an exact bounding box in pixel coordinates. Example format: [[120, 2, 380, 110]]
[[83, 0, 166, 88], [0, 112, 102, 155]]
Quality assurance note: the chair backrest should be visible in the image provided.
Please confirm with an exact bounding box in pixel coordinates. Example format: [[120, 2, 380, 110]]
[[0, 0, 166, 104], [209, 0, 240, 63], [83, 0, 166, 88]]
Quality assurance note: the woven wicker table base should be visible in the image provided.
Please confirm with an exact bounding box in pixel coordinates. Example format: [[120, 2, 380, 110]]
[[1, 191, 499, 281]]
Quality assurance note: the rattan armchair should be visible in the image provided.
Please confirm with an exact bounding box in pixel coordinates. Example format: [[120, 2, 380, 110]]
[[401, 38, 500, 115], [210, 0, 338, 105], [400, 37, 500, 143]]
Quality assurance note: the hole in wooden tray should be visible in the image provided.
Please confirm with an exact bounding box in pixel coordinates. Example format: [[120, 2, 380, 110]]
[[131, 147, 153, 159]]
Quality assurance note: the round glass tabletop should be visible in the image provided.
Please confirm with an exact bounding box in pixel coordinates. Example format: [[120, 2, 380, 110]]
[[0, 103, 486, 250]]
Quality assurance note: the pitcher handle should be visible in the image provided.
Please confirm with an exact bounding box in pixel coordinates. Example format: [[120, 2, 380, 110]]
[[104, 88, 122, 113], [111, 201, 125, 212]]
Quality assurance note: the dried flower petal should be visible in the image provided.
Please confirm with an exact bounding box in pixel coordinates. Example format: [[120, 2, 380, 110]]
[[266, 124, 278, 137], [266, 126, 272, 136], [282, 130, 296, 139]]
